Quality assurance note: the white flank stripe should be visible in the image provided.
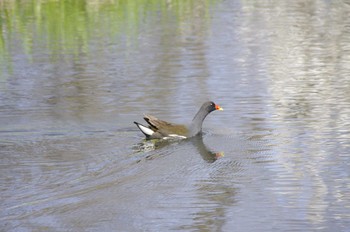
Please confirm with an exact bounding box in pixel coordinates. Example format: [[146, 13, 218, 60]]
[[167, 134, 187, 139]]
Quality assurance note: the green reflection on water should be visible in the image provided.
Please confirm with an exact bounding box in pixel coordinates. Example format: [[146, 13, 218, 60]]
[[0, 0, 216, 77]]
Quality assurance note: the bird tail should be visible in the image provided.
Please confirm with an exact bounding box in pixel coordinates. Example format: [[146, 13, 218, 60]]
[[134, 122, 155, 137]]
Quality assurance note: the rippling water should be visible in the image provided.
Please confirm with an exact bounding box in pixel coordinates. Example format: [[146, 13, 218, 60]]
[[1, 0, 350, 231]]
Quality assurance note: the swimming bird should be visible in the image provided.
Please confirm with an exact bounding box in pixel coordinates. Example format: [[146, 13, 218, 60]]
[[134, 101, 223, 139]]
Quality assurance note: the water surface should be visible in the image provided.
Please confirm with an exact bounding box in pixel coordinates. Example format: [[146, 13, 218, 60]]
[[1, 1, 350, 231]]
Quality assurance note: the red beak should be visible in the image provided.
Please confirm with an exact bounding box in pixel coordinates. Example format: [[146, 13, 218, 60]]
[[215, 104, 223, 111]]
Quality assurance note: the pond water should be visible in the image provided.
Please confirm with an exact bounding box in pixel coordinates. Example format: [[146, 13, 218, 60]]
[[1, 0, 350, 231]]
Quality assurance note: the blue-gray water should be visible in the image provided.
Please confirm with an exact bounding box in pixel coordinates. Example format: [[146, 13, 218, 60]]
[[1, 1, 350, 231]]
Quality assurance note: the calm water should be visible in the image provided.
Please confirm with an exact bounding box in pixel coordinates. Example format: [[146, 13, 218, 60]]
[[1, 1, 350, 231]]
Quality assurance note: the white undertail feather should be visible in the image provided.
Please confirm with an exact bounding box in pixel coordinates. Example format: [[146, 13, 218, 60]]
[[137, 123, 154, 136]]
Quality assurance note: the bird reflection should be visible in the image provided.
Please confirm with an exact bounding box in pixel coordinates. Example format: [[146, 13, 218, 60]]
[[191, 134, 224, 163], [134, 134, 224, 163]]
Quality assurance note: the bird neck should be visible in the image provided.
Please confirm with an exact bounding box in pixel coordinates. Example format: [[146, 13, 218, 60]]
[[189, 107, 210, 136]]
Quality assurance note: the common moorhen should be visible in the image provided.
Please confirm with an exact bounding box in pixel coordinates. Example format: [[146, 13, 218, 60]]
[[134, 101, 223, 139]]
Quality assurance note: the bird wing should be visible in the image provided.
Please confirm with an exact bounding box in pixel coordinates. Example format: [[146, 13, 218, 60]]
[[143, 114, 188, 136]]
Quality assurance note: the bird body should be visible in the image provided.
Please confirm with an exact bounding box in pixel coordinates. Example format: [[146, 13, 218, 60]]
[[134, 101, 223, 139]]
